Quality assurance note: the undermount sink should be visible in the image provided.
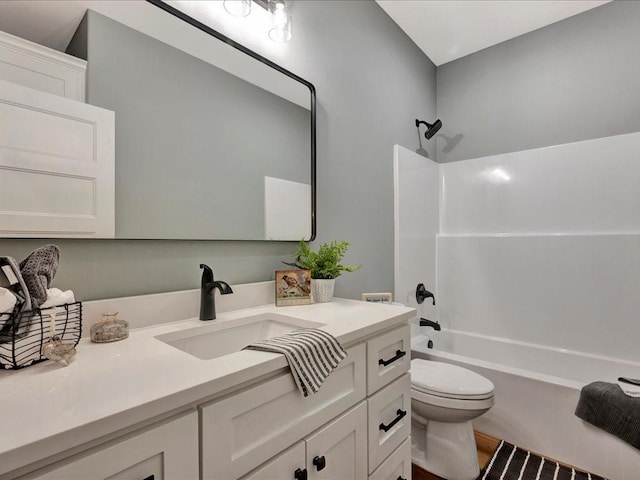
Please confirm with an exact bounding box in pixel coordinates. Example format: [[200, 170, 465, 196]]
[[155, 313, 325, 360]]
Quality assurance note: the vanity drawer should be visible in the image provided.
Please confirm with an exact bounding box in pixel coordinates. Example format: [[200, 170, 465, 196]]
[[367, 325, 410, 394], [201, 343, 366, 480], [19, 411, 198, 480], [367, 373, 411, 474], [368, 437, 411, 480]]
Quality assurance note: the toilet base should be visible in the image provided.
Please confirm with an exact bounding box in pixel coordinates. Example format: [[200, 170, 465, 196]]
[[412, 418, 480, 480]]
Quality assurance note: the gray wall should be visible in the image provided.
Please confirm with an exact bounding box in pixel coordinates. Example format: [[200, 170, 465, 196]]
[[436, 1, 640, 163], [0, 1, 436, 300], [70, 11, 310, 240]]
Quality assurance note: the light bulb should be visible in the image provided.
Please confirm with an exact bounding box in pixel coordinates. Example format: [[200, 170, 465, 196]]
[[273, 4, 287, 27], [268, 1, 292, 42], [224, 0, 251, 17]]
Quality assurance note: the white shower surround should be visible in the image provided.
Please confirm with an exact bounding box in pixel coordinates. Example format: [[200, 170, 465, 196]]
[[393, 132, 640, 476]]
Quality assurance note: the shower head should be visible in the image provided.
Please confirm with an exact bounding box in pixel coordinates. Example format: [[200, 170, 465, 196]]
[[415, 118, 442, 140]]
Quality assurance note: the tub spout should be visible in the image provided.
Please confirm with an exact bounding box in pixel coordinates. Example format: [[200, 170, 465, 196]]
[[419, 318, 441, 331]]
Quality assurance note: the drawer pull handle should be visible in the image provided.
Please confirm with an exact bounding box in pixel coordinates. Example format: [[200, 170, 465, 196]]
[[142, 476, 155, 480], [294, 468, 308, 480], [378, 349, 406, 366], [397, 477, 407, 480], [313, 455, 326, 471], [379, 409, 407, 432]]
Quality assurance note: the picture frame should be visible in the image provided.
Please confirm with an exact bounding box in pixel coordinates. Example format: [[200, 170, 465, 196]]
[[361, 292, 393, 304], [275, 269, 312, 306]]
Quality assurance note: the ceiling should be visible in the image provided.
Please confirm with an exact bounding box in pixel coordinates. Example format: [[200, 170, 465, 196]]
[[0, 1, 613, 65], [0, 1, 103, 51], [376, 0, 611, 66]]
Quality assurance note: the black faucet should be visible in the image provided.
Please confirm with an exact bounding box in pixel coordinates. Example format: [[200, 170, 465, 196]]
[[419, 318, 441, 331], [416, 283, 435, 305], [200, 264, 233, 321]]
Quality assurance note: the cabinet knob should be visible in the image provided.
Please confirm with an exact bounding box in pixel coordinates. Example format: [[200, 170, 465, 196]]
[[313, 455, 326, 471], [294, 468, 308, 480]]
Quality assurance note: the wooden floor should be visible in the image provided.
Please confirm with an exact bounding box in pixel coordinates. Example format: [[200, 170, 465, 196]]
[[412, 431, 500, 480]]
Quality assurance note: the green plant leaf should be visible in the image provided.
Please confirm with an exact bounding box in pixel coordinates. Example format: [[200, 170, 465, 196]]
[[283, 239, 361, 279]]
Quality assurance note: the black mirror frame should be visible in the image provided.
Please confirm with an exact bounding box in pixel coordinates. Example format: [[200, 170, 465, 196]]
[[146, 0, 316, 241]]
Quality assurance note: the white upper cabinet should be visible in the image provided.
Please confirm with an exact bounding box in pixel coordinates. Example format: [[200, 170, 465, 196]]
[[0, 30, 86, 102], [0, 79, 115, 238]]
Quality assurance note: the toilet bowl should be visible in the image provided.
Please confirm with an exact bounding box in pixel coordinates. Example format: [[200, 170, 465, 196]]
[[411, 359, 495, 480]]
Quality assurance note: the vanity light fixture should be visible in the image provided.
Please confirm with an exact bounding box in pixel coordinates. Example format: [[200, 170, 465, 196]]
[[222, 0, 293, 43], [223, 0, 252, 17], [267, 0, 292, 43]]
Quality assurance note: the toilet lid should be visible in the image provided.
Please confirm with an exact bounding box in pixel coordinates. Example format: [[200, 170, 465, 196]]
[[411, 359, 494, 400]]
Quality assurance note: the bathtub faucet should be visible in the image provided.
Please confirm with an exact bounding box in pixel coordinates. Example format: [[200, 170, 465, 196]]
[[419, 318, 441, 331], [416, 283, 435, 305]]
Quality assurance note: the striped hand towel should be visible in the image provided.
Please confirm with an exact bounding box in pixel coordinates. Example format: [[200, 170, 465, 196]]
[[243, 329, 347, 397]]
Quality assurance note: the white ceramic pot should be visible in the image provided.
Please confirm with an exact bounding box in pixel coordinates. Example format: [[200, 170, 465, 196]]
[[311, 278, 335, 303]]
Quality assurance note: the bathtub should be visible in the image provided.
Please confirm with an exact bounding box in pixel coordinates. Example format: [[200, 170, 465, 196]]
[[411, 329, 640, 479]]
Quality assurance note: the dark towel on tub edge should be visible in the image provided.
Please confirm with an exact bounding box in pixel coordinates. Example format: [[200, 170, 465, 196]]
[[575, 381, 640, 450]]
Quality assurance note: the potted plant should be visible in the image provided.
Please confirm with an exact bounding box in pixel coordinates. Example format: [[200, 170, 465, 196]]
[[284, 240, 360, 303]]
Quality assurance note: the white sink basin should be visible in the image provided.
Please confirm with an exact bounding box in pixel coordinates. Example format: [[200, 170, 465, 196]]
[[155, 313, 325, 360]]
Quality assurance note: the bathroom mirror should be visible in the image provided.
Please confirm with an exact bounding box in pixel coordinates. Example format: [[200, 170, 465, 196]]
[[118, 0, 316, 240], [0, 0, 316, 241]]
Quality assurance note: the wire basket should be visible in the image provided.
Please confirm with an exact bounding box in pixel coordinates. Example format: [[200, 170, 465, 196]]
[[0, 302, 82, 369]]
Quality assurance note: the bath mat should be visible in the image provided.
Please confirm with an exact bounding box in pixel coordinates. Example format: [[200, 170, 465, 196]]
[[478, 440, 608, 480]]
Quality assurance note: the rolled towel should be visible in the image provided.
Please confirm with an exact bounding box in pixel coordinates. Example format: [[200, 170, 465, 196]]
[[575, 381, 640, 450], [618, 378, 640, 398], [0, 256, 31, 312], [0, 288, 17, 315], [40, 288, 75, 309], [19, 244, 60, 308], [243, 329, 347, 397]]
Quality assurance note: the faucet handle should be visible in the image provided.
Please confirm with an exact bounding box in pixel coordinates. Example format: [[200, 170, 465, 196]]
[[200, 264, 214, 284], [416, 283, 435, 305]]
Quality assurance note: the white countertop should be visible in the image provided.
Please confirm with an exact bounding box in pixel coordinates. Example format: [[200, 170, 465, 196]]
[[0, 298, 414, 476]]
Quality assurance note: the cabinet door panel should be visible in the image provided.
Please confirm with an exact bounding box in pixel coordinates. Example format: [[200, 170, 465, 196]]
[[367, 374, 411, 473], [201, 343, 366, 480], [0, 30, 86, 101], [306, 402, 367, 480], [0, 79, 114, 238], [21, 412, 198, 480], [367, 326, 410, 395], [241, 441, 306, 480]]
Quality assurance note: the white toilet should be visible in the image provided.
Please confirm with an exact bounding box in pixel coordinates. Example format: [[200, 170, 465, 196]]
[[410, 359, 495, 480]]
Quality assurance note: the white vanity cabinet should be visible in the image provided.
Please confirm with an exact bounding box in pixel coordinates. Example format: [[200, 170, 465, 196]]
[[242, 402, 368, 480], [4, 305, 413, 480], [206, 324, 412, 480], [201, 344, 367, 479], [19, 411, 198, 480]]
